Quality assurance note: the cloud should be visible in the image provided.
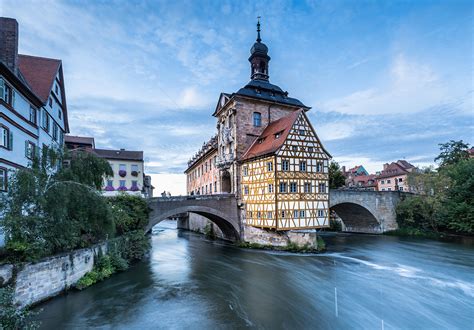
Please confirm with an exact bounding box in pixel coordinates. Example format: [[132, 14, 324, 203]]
[[320, 54, 450, 115], [178, 87, 212, 108]]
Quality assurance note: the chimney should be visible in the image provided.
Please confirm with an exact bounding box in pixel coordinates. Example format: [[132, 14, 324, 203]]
[[0, 17, 19, 75]]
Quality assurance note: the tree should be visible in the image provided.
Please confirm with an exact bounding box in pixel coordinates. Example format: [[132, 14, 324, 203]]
[[329, 161, 346, 189], [434, 140, 470, 168], [0, 148, 115, 261]]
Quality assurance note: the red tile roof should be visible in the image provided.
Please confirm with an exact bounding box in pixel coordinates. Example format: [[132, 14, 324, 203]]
[[18, 54, 61, 103], [377, 162, 408, 179], [65, 135, 95, 147], [241, 110, 302, 161]]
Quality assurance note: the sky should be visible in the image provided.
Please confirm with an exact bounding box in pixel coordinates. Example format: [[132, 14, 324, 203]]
[[2, 0, 473, 194]]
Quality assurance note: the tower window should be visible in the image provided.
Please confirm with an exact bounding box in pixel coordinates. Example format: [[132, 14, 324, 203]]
[[253, 112, 262, 127]]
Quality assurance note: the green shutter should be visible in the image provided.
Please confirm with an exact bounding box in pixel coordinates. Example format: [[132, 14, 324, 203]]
[[8, 131, 13, 150]]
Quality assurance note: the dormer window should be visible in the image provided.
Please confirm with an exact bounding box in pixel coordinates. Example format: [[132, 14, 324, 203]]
[[257, 137, 265, 144], [274, 130, 283, 139], [253, 112, 262, 127]]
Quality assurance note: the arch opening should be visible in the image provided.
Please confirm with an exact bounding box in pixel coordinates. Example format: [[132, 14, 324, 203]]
[[146, 206, 240, 242], [330, 202, 381, 234]]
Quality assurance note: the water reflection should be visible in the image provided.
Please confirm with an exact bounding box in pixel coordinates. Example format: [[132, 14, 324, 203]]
[[35, 221, 474, 329]]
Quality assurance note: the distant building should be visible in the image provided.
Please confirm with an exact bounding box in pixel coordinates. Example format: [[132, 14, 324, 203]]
[[64, 136, 154, 197], [376, 160, 418, 192], [342, 165, 375, 190], [185, 135, 219, 195], [342, 165, 368, 177], [0, 17, 69, 191], [468, 147, 474, 158]]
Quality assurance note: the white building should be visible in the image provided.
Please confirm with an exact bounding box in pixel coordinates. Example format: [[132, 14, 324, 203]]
[[0, 17, 70, 246], [0, 17, 69, 185]]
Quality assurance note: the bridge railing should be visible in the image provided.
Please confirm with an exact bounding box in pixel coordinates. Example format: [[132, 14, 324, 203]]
[[149, 193, 235, 202]]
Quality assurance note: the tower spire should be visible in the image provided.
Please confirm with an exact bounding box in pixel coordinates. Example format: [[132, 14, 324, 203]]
[[256, 16, 261, 43]]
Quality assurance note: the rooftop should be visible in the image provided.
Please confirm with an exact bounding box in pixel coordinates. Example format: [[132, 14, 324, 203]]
[[94, 148, 144, 161]]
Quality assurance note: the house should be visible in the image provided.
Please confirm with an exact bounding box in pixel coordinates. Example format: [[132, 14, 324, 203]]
[[342, 165, 375, 189], [64, 136, 154, 198], [376, 160, 417, 192], [0, 17, 69, 191], [240, 110, 331, 229]]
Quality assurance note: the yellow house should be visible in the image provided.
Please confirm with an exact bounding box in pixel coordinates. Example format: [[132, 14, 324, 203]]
[[240, 110, 331, 230]]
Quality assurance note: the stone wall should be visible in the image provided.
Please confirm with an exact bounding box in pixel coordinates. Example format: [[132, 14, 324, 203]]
[[1, 242, 107, 307], [187, 213, 225, 239], [243, 225, 319, 249]]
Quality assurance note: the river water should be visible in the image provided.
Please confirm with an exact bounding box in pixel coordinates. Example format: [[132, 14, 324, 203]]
[[35, 220, 474, 329]]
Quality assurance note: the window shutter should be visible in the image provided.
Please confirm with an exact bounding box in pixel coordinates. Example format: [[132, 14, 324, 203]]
[[8, 131, 13, 150], [25, 140, 29, 157], [0, 79, 4, 101]]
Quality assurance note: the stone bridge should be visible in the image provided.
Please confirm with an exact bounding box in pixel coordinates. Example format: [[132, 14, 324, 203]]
[[146, 194, 241, 240], [146, 190, 403, 238], [330, 189, 402, 233]]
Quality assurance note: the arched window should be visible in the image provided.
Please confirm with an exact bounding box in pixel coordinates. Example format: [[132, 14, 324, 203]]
[[253, 112, 262, 127], [260, 61, 266, 74]]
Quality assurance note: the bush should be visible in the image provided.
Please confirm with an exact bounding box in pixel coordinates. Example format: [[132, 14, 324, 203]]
[[0, 286, 39, 329], [108, 195, 150, 235], [329, 219, 342, 231]]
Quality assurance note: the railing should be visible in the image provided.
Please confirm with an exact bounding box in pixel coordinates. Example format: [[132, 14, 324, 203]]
[[149, 193, 235, 202]]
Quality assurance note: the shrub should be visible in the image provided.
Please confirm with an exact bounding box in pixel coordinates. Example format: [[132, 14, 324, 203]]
[[108, 195, 150, 234], [0, 286, 39, 329]]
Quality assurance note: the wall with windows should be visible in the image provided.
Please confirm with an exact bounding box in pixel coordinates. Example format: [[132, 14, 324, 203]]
[[186, 149, 220, 195], [377, 175, 409, 192], [102, 159, 145, 196]]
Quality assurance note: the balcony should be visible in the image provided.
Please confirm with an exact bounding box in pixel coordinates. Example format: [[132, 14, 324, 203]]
[[216, 153, 234, 169]]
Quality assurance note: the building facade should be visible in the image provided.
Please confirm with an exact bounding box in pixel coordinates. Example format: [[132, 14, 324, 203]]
[[185, 135, 219, 195], [0, 17, 69, 191], [184, 21, 331, 239], [376, 160, 417, 192]]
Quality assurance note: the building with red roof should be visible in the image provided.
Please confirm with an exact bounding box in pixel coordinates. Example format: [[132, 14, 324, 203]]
[[0, 17, 69, 191], [376, 160, 418, 192]]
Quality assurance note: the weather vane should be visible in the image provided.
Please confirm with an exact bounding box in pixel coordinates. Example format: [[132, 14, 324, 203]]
[[257, 16, 261, 42]]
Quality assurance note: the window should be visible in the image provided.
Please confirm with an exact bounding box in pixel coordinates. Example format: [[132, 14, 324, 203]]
[[42, 111, 50, 132], [52, 124, 58, 141], [318, 183, 326, 193], [0, 167, 7, 191], [388, 187, 392, 191], [290, 182, 298, 193], [267, 211, 272, 219], [3, 84, 12, 105], [25, 141, 35, 159], [299, 129, 305, 135], [58, 109, 62, 120], [119, 164, 126, 171], [268, 184, 274, 193], [1, 126, 9, 149], [292, 146, 298, 152], [214, 181, 217, 192], [316, 162, 323, 173], [399, 186, 404, 191], [119, 180, 126, 187], [244, 185, 249, 195], [299, 161, 307, 172], [279, 182, 287, 193], [398, 178, 403, 182], [275, 132, 281, 139], [381, 188, 385, 191], [248, 211, 252, 218], [282, 160, 289, 171], [131, 164, 139, 172], [267, 162, 273, 172], [300, 210, 305, 218], [107, 180, 113, 187], [308, 147, 314, 153], [205, 185, 208, 194], [243, 166, 248, 176], [281, 210, 285, 218], [253, 112, 262, 127], [132, 181, 138, 188], [293, 210, 299, 218], [49, 97, 52, 107], [387, 179, 391, 184], [55, 84, 59, 94], [209, 183, 212, 193], [317, 210, 324, 217], [304, 182, 312, 193], [381, 180, 385, 184], [257, 211, 261, 219], [29, 107, 37, 124]]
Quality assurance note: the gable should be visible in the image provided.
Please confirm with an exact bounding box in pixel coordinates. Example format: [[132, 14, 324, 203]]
[[276, 112, 331, 159], [213, 93, 231, 116]]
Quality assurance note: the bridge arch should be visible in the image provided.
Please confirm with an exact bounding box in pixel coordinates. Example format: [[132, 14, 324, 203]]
[[146, 195, 241, 241], [330, 202, 381, 233]]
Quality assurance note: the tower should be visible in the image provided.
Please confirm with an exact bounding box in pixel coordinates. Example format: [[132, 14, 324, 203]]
[[249, 18, 270, 81]]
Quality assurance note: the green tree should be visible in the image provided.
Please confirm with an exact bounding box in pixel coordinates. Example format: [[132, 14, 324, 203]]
[[0, 148, 115, 261], [108, 194, 150, 235], [434, 140, 470, 168], [329, 161, 346, 189]]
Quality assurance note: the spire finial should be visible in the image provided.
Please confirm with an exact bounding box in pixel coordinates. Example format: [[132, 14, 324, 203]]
[[256, 16, 261, 43]]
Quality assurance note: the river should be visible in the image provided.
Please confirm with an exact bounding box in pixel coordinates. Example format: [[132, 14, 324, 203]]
[[35, 220, 474, 329]]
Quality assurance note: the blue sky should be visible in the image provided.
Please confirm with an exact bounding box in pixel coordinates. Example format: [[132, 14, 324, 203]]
[[3, 0, 473, 193]]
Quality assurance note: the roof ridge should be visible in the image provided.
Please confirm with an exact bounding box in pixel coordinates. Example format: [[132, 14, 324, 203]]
[[18, 54, 61, 62]]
